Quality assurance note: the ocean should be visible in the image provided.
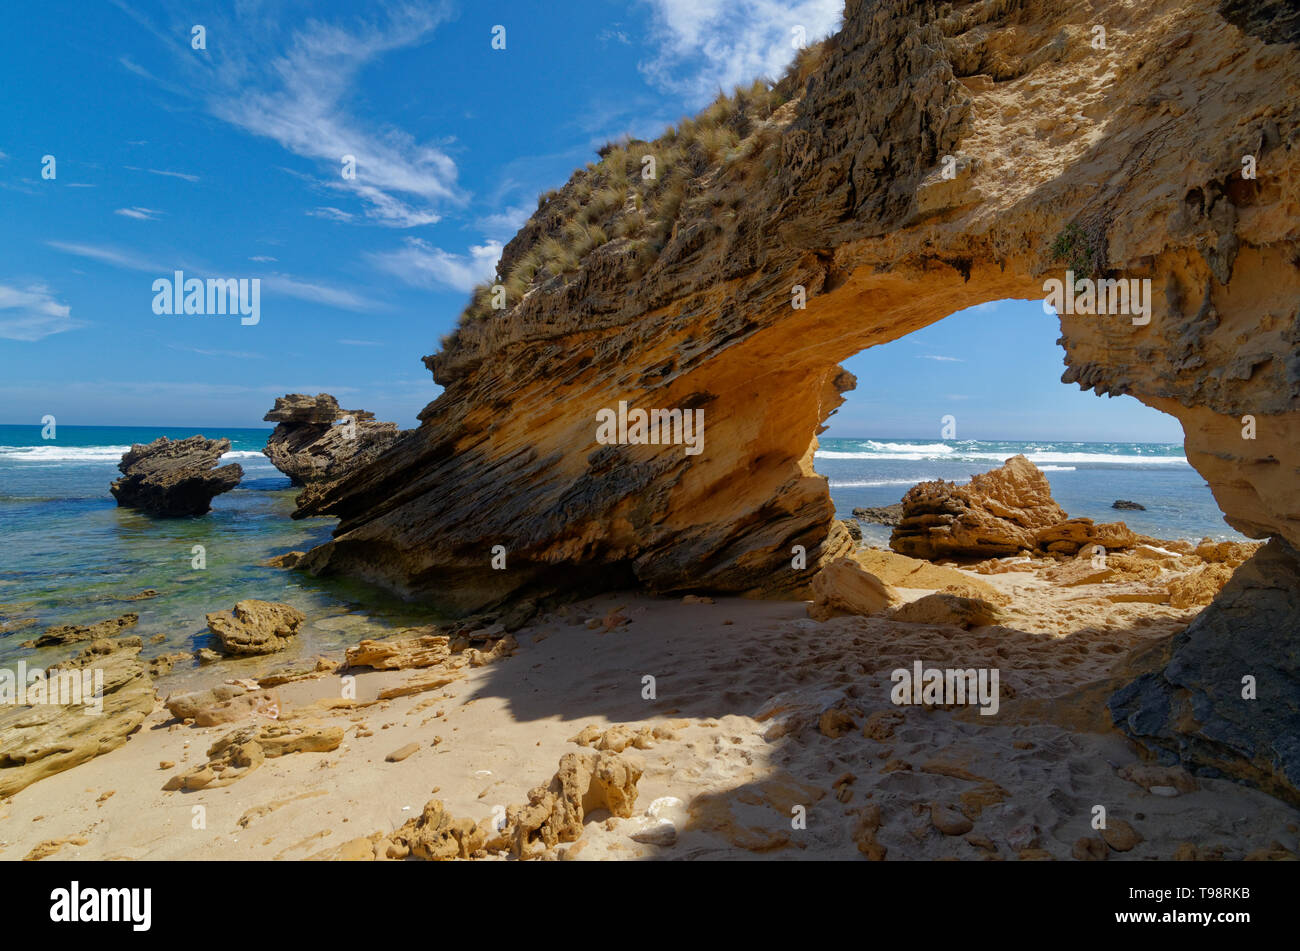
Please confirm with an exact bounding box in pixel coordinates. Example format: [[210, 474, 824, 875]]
[[818, 437, 1240, 548], [0, 425, 431, 677], [0, 426, 1241, 671]]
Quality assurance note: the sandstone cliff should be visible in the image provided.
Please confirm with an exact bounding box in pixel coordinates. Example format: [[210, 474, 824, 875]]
[[296, 0, 1299, 612], [288, 1, 1299, 795]]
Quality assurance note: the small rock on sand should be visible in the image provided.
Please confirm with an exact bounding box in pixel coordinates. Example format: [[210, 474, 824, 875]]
[[386, 742, 420, 762]]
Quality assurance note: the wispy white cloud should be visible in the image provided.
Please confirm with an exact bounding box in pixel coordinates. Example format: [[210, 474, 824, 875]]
[[261, 274, 375, 312], [118, 55, 187, 95], [168, 343, 267, 360], [476, 203, 533, 241], [920, 355, 963, 362], [307, 206, 355, 223], [49, 241, 374, 312], [249, 255, 278, 263], [339, 338, 383, 346], [0, 283, 82, 341], [125, 165, 200, 183], [189, 5, 458, 228], [115, 206, 163, 220], [47, 240, 164, 272], [368, 238, 502, 293], [638, 0, 842, 103]]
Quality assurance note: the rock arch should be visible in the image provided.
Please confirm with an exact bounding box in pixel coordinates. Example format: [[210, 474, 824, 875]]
[[296, 0, 1300, 798]]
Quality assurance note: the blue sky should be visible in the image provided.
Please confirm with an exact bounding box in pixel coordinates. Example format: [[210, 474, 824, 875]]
[[828, 300, 1184, 442], [0, 0, 1181, 442]]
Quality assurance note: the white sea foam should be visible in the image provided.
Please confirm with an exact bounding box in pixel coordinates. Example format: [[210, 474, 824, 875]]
[[828, 478, 940, 487], [0, 445, 132, 462], [817, 449, 1185, 465], [0, 445, 270, 464]]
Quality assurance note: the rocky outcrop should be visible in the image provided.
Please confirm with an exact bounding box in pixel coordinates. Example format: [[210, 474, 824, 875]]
[[0, 636, 156, 797], [889, 593, 1000, 629], [1110, 538, 1300, 805], [808, 557, 898, 620], [335, 749, 643, 860], [890, 456, 1068, 559], [20, 612, 138, 650], [164, 683, 281, 726], [205, 600, 305, 656], [110, 436, 242, 517], [162, 720, 343, 791], [853, 504, 904, 526], [289, 0, 1300, 614], [280, 2, 1298, 795], [262, 393, 402, 486]]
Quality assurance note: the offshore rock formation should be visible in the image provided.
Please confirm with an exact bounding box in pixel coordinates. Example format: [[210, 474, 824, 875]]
[[110, 436, 242, 517], [890, 455, 1066, 558], [291, 1, 1299, 795], [890, 455, 1146, 559], [262, 393, 402, 486]]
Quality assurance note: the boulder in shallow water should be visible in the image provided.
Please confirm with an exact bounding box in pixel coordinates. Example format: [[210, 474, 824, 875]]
[[20, 612, 138, 649], [206, 600, 305, 656], [261, 393, 402, 486], [852, 504, 904, 526], [109, 435, 242, 517]]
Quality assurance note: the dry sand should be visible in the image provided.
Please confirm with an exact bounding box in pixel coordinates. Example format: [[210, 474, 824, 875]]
[[3, 558, 1298, 861]]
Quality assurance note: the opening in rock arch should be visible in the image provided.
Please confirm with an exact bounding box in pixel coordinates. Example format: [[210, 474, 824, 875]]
[[814, 299, 1247, 551]]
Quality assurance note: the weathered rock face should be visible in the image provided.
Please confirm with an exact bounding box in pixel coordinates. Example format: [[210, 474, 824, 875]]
[[262, 393, 402, 486], [205, 600, 305, 656], [288, 1, 1298, 795], [808, 557, 899, 620], [110, 436, 242, 517], [19, 612, 139, 650], [1110, 538, 1300, 805], [0, 636, 156, 797], [294, 0, 1299, 616], [890, 455, 1068, 558]]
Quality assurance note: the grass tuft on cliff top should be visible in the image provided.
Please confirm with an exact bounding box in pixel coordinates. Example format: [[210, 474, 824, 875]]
[[439, 42, 829, 350]]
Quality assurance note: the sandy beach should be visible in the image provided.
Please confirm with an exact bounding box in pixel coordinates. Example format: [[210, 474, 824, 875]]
[[6, 543, 1296, 862]]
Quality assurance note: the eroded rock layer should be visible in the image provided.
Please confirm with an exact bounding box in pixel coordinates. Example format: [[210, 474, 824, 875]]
[[1110, 538, 1300, 805], [110, 436, 243, 517], [291, 1, 1299, 794], [297, 0, 1299, 611], [262, 393, 402, 486]]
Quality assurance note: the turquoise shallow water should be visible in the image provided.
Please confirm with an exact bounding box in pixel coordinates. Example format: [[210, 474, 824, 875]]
[[0, 425, 434, 677], [0, 426, 1243, 674]]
